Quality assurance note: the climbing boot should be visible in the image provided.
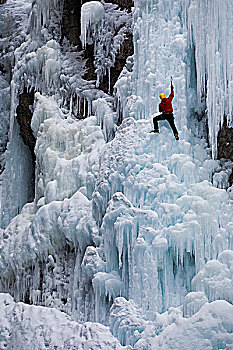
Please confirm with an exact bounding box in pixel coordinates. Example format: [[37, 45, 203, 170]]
[[150, 129, 159, 133], [174, 134, 179, 140]]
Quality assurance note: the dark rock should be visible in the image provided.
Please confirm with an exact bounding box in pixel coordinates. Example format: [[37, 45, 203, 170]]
[[61, 0, 82, 47], [16, 90, 36, 162], [83, 43, 96, 82], [218, 120, 233, 160], [229, 172, 233, 187], [0, 63, 6, 74], [217, 118, 233, 186], [104, 0, 133, 11], [16, 89, 36, 199]]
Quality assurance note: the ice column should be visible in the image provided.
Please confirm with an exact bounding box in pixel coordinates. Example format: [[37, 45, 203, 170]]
[[185, 0, 233, 157], [80, 1, 105, 49]]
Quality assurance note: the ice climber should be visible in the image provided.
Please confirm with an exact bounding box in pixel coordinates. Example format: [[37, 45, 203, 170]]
[[151, 79, 179, 140]]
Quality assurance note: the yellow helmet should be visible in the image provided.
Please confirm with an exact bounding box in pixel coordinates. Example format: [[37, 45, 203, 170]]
[[159, 93, 166, 100]]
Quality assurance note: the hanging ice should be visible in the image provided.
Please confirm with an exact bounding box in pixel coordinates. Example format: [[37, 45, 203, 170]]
[[81, 1, 105, 49], [184, 0, 233, 157], [81, 1, 132, 90]]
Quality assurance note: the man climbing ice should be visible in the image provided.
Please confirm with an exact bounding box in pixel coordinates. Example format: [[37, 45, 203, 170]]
[[151, 78, 179, 140]]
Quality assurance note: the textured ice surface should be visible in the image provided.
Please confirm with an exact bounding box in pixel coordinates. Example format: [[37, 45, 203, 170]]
[[151, 300, 233, 350], [110, 297, 233, 349], [81, 1, 132, 91], [192, 250, 233, 303], [32, 93, 105, 204], [81, 1, 105, 49], [0, 0, 233, 348], [185, 0, 233, 157], [0, 293, 125, 350], [93, 97, 116, 141], [13, 39, 61, 94], [93, 117, 233, 318], [183, 291, 208, 318]]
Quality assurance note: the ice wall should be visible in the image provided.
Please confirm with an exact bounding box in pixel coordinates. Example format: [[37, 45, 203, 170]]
[[115, 0, 187, 131], [0, 0, 36, 228], [0, 0, 233, 348], [184, 0, 233, 157], [92, 116, 233, 318], [0, 121, 34, 229], [115, 0, 233, 158]]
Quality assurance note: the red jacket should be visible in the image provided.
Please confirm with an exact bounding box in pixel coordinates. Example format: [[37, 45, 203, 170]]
[[159, 90, 174, 114]]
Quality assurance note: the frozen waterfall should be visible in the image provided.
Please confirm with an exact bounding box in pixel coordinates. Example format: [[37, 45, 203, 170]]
[[0, 0, 232, 349]]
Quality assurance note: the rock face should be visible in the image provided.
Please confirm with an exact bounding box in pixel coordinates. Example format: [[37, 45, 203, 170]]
[[218, 121, 233, 161], [61, 0, 83, 47], [16, 90, 36, 162], [16, 90, 36, 197], [105, 0, 133, 11], [218, 120, 233, 186]]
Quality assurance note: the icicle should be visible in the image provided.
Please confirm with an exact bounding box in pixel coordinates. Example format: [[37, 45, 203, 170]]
[[186, 0, 233, 158], [83, 97, 86, 117], [69, 94, 73, 115], [108, 67, 111, 95], [80, 2, 105, 49]]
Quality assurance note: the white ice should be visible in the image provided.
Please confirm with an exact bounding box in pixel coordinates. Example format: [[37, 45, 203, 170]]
[[0, 0, 233, 348], [0, 293, 125, 350], [81, 1, 105, 49]]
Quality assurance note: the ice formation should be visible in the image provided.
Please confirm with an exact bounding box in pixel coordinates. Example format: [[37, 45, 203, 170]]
[[110, 296, 233, 349], [151, 300, 233, 350], [81, 1, 105, 49], [0, 0, 233, 348], [81, 1, 132, 91], [185, 0, 233, 157], [92, 117, 233, 319], [0, 293, 125, 349]]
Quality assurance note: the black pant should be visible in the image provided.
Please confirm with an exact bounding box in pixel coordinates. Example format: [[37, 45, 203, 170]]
[[153, 113, 178, 135]]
